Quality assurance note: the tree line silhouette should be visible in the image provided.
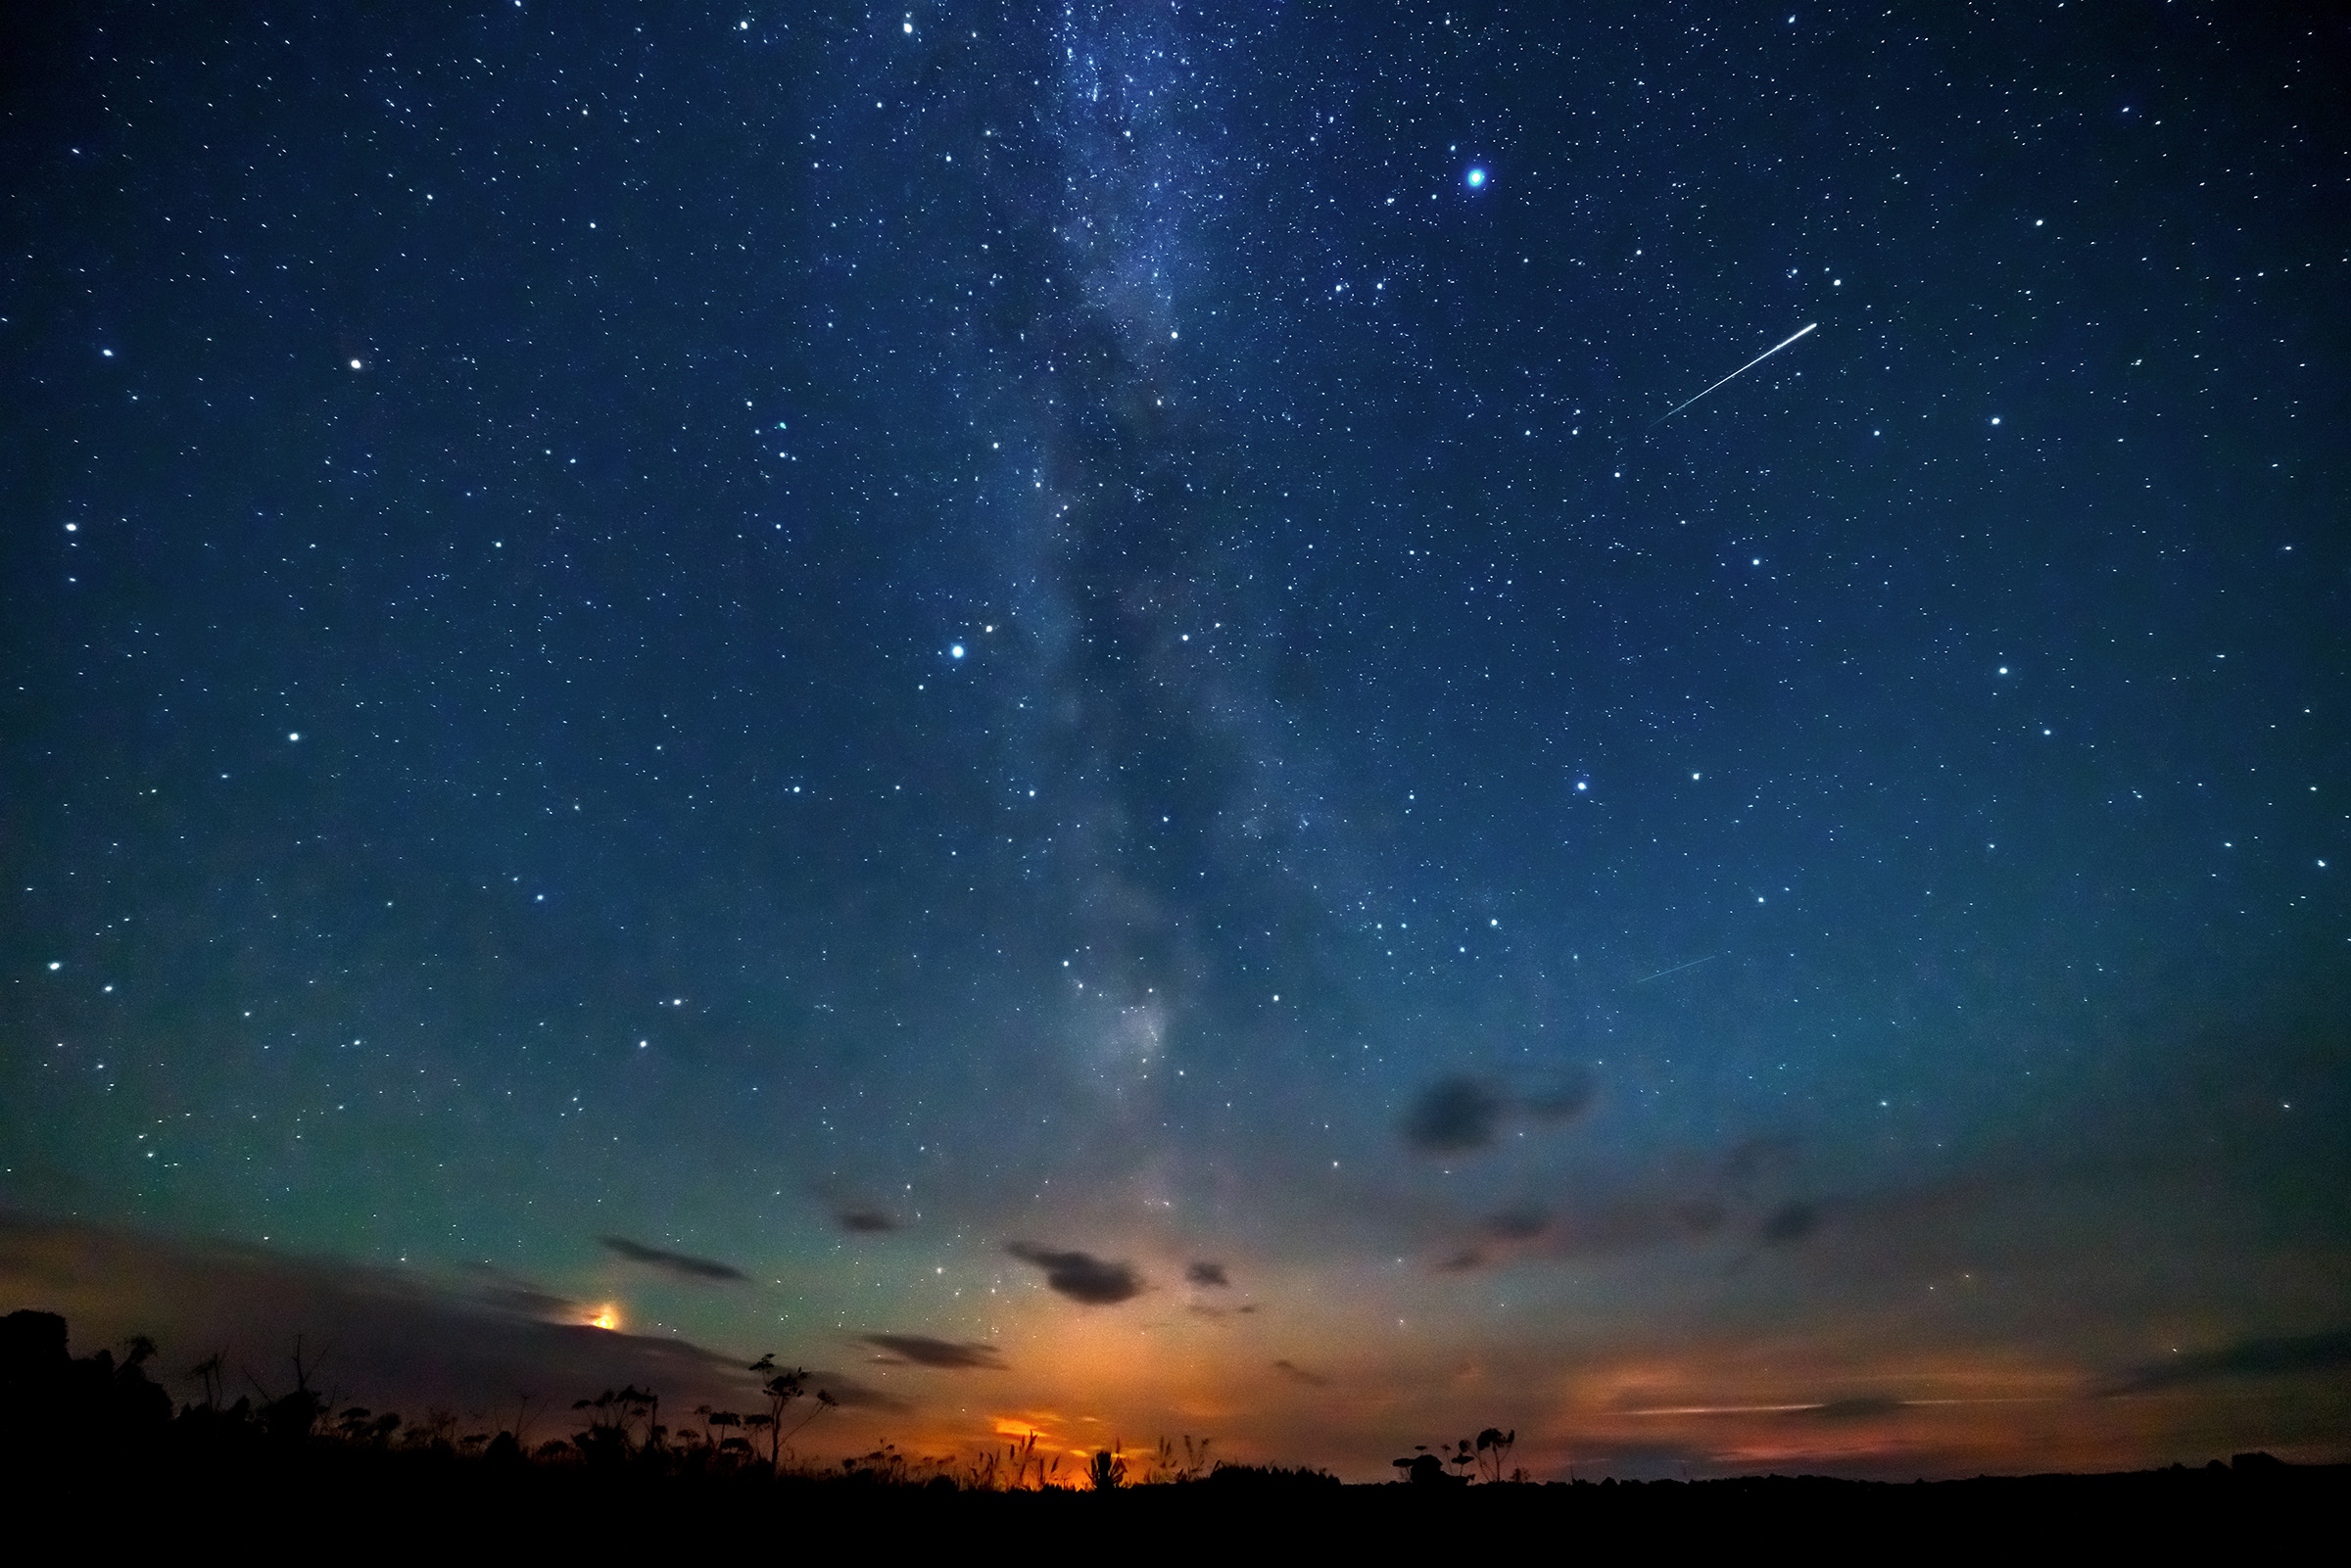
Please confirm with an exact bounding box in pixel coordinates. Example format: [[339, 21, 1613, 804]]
[[5, 1303, 2333, 1544], [0, 1309, 1351, 1493]]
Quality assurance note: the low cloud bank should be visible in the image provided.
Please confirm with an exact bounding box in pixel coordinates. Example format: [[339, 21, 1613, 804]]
[[0, 1212, 901, 1422]]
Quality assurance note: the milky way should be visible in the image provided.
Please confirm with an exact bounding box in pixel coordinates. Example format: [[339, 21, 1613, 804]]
[[3, 1, 2346, 1477]]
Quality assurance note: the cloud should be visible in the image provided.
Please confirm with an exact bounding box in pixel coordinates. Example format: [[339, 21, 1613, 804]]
[[1672, 1199, 1727, 1239], [861, 1334, 1006, 1370], [2099, 1329, 2351, 1395], [1271, 1358, 1329, 1388], [1402, 1076, 1507, 1155], [835, 1209, 900, 1234], [804, 1374, 910, 1413], [1185, 1260, 1230, 1287], [456, 1261, 583, 1320], [0, 1212, 798, 1421], [1803, 1397, 1908, 1422], [1483, 1203, 1549, 1242], [598, 1235, 748, 1283], [1757, 1201, 1821, 1246], [1005, 1244, 1143, 1305], [1721, 1136, 1799, 1191]]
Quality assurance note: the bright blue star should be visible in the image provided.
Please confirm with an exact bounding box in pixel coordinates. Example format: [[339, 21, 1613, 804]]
[[1464, 166, 1487, 190], [949, 644, 965, 659]]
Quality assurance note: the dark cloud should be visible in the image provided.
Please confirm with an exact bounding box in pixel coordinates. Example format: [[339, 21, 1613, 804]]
[[1483, 1203, 1550, 1241], [1185, 1260, 1230, 1287], [0, 1213, 829, 1421], [1671, 1199, 1727, 1239], [1804, 1397, 1907, 1422], [861, 1334, 1006, 1370], [808, 1374, 911, 1413], [1271, 1358, 1328, 1387], [1436, 1249, 1487, 1273], [1721, 1136, 1800, 1191], [2099, 1330, 2351, 1395], [455, 1261, 581, 1319], [1758, 1201, 1821, 1245], [835, 1209, 900, 1235], [598, 1235, 748, 1283], [1006, 1244, 1143, 1305], [1402, 1076, 1507, 1155]]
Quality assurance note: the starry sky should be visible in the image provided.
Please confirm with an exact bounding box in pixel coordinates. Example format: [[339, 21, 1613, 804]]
[[4, 1, 2348, 1479]]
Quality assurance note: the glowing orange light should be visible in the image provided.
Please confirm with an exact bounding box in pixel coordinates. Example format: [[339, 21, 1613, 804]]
[[588, 1305, 621, 1331]]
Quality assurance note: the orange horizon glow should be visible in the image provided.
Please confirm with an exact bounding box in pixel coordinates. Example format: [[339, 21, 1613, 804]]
[[587, 1304, 621, 1331]]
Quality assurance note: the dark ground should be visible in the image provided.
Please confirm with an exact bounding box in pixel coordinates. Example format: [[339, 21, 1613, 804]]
[[19, 1444, 2344, 1557], [6, 1307, 2340, 1552]]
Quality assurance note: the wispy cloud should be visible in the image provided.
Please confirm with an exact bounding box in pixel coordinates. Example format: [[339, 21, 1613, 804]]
[[2100, 1330, 2351, 1395], [862, 1334, 1006, 1370], [598, 1235, 748, 1283]]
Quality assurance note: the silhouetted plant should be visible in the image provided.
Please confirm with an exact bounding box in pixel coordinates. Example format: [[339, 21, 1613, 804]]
[[403, 1407, 460, 1453], [1087, 1446, 1128, 1491], [1474, 1426, 1516, 1483], [336, 1405, 402, 1447], [186, 1351, 227, 1412], [843, 1440, 910, 1484], [1391, 1448, 1456, 1486], [1149, 1434, 1213, 1483], [250, 1336, 329, 1446], [746, 1354, 832, 1472], [569, 1386, 658, 1465], [696, 1402, 750, 1465]]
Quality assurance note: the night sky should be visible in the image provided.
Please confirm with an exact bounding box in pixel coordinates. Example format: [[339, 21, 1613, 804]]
[[5, 2, 2348, 1478]]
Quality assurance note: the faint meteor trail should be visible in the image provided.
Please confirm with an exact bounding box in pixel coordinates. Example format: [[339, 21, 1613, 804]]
[[1633, 954, 1718, 985], [1649, 322, 1818, 427]]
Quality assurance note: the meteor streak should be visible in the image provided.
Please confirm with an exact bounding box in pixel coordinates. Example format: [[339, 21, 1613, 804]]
[[1650, 322, 1818, 427], [1633, 954, 1718, 985]]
